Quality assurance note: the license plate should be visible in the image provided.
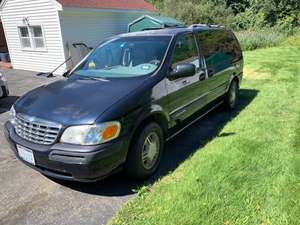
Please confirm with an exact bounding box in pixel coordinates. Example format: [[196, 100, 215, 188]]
[[17, 145, 35, 165]]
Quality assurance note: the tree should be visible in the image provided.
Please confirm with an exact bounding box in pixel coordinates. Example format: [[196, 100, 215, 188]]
[[160, 0, 235, 26], [146, 0, 300, 31]]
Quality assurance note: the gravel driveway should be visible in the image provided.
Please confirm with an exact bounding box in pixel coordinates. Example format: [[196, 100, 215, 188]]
[[0, 68, 254, 225]]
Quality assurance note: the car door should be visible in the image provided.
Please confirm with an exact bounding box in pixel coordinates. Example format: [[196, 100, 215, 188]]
[[165, 32, 207, 125], [197, 30, 233, 102]]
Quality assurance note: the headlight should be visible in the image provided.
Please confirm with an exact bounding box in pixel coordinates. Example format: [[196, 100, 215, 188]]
[[60, 121, 121, 145], [9, 105, 16, 125]]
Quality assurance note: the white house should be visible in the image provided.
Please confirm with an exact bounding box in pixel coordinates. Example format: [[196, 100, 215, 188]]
[[0, 0, 156, 75]]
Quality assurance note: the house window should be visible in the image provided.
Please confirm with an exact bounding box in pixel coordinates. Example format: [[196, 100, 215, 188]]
[[19, 27, 31, 48], [18, 26, 45, 50], [32, 26, 44, 48]]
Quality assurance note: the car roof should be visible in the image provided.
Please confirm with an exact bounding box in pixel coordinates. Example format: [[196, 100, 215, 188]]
[[114, 25, 226, 39]]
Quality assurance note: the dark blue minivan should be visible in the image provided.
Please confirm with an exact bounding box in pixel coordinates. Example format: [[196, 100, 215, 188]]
[[4, 25, 243, 182]]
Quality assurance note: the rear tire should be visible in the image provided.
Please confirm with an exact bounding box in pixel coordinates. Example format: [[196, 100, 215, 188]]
[[224, 80, 238, 110], [125, 122, 164, 180]]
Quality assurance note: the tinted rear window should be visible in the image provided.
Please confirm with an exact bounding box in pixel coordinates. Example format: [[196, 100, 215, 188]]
[[197, 30, 242, 72]]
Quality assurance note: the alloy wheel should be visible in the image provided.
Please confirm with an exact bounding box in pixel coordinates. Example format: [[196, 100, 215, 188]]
[[141, 131, 160, 170]]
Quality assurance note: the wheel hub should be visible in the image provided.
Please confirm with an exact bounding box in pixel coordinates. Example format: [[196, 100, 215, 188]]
[[142, 132, 160, 170]]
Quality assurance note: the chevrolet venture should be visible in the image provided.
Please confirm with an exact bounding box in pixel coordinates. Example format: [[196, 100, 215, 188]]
[[5, 25, 243, 182]]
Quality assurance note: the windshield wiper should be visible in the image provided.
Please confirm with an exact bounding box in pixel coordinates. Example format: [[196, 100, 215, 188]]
[[79, 76, 110, 82], [104, 65, 118, 70]]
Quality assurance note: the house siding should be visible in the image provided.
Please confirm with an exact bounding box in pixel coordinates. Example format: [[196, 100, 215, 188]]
[[59, 7, 148, 68], [1, 0, 66, 74]]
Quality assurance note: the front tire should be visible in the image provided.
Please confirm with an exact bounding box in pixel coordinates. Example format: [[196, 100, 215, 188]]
[[125, 122, 164, 180], [224, 80, 238, 110]]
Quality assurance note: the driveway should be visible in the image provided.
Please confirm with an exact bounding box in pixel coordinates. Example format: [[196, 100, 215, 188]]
[[0, 69, 134, 225], [0, 69, 257, 225]]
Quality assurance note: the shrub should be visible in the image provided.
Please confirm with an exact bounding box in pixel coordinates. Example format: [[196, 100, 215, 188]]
[[285, 31, 300, 48], [160, 0, 235, 26], [149, 0, 300, 31]]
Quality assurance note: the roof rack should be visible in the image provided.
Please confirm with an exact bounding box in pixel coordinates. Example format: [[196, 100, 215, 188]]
[[209, 24, 225, 28], [189, 24, 225, 29], [189, 24, 208, 28]]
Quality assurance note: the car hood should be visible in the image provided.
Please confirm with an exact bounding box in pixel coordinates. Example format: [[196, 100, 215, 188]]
[[15, 76, 146, 125]]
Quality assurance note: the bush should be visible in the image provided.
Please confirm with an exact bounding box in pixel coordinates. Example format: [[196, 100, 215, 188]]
[[149, 0, 300, 31], [160, 0, 235, 27], [146, 0, 300, 51], [160, 0, 234, 25], [285, 31, 300, 48]]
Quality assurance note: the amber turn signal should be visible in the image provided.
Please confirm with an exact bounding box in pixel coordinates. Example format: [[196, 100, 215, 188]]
[[102, 124, 121, 141]]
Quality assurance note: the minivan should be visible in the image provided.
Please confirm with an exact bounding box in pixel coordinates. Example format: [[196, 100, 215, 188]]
[[4, 25, 243, 182]]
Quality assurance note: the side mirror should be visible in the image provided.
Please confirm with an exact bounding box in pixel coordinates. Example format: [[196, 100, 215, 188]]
[[62, 70, 70, 77], [168, 63, 196, 80]]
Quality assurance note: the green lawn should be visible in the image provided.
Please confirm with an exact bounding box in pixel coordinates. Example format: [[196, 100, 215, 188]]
[[110, 40, 300, 225]]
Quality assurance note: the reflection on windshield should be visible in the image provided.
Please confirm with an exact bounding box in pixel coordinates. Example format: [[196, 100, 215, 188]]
[[73, 36, 171, 78]]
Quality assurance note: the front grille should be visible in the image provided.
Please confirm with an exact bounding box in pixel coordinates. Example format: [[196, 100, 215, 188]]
[[14, 114, 62, 145]]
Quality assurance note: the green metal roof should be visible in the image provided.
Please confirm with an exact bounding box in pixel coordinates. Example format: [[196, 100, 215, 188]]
[[128, 15, 185, 32]]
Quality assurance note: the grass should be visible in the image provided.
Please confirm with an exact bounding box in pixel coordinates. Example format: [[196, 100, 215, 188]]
[[236, 30, 289, 51], [110, 36, 300, 225]]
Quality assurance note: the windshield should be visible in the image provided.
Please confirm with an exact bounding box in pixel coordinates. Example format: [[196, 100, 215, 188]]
[[72, 36, 171, 78]]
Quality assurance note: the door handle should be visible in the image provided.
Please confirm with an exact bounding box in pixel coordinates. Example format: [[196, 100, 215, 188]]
[[207, 69, 214, 77], [182, 79, 190, 85], [199, 71, 206, 81]]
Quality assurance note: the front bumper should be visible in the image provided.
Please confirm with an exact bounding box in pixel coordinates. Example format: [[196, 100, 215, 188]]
[[4, 121, 129, 182]]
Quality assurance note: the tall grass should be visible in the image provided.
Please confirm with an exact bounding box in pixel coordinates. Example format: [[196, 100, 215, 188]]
[[235, 30, 289, 51], [285, 31, 300, 48]]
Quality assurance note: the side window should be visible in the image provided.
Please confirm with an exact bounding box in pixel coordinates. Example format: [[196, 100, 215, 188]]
[[172, 33, 199, 69], [197, 30, 237, 74], [197, 31, 219, 73], [223, 31, 242, 62], [197, 31, 215, 60]]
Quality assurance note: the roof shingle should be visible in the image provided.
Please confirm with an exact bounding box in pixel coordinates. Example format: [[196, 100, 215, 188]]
[[56, 0, 157, 12]]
